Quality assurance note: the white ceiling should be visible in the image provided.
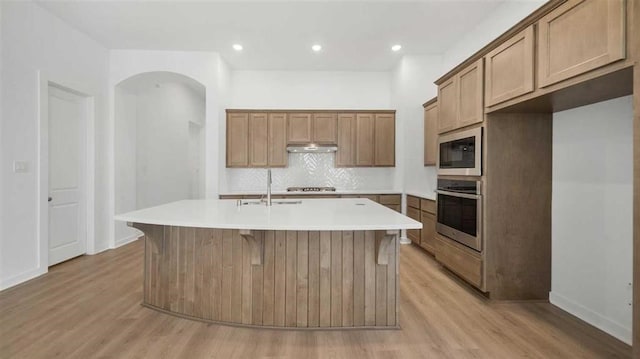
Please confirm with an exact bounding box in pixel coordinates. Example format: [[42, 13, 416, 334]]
[[36, 0, 523, 71]]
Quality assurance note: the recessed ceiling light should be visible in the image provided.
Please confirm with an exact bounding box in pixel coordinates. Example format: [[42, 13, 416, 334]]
[[312, 44, 322, 52], [391, 44, 402, 52], [232, 44, 243, 51]]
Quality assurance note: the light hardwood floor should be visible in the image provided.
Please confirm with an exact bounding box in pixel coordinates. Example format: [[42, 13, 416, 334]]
[[0, 240, 631, 358]]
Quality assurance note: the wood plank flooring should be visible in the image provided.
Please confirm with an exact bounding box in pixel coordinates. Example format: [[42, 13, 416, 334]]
[[0, 239, 631, 358]]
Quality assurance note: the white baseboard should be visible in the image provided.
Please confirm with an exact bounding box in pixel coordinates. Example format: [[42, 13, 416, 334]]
[[114, 232, 143, 248], [0, 266, 47, 291], [549, 291, 631, 345]]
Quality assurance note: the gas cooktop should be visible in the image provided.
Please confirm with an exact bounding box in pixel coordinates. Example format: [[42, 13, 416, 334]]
[[286, 186, 337, 192]]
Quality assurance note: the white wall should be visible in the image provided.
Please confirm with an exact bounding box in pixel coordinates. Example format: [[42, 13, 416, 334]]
[[114, 79, 205, 245], [109, 50, 228, 250], [135, 82, 205, 208], [441, 0, 545, 71], [114, 87, 138, 244], [222, 70, 398, 192], [0, 2, 109, 290], [551, 96, 633, 344], [391, 55, 442, 198], [0, 3, 4, 282], [230, 71, 390, 109]]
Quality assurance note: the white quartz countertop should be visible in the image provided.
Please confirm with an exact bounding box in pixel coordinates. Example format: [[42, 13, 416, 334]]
[[405, 191, 436, 201], [115, 198, 422, 231], [219, 189, 402, 196]]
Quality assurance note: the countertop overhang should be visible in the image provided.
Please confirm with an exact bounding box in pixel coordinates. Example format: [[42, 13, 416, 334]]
[[115, 198, 422, 231]]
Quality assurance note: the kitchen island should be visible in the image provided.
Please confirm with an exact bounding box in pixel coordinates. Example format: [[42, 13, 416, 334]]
[[115, 198, 421, 329]]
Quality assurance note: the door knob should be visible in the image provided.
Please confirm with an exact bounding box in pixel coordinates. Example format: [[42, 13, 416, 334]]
[[48, 197, 52, 202]]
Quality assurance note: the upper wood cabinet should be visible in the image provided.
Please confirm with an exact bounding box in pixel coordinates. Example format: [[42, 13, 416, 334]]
[[226, 113, 249, 167], [537, 0, 625, 88], [458, 59, 484, 128], [268, 113, 288, 167], [248, 113, 268, 167], [355, 113, 375, 166], [374, 113, 395, 166], [336, 113, 356, 167], [337, 112, 395, 167], [485, 26, 535, 107], [287, 113, 312, 143], [287, 112, 338, 144], [228, 110, 394, 168], [312, 113, 338, 144], [227, 112, 287, 168], [437, 78, 457, 133], [423, 101, 438, 166], [437, 59, 483, 134]]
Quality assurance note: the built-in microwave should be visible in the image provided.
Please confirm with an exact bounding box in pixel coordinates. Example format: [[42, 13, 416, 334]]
[[437, 127, 482, 176]]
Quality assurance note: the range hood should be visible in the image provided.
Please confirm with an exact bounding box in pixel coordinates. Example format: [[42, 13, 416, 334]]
[[286, 144, 338, 153]]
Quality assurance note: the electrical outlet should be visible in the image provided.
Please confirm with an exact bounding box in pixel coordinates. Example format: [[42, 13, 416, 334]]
[[13, 161, 29, 173]]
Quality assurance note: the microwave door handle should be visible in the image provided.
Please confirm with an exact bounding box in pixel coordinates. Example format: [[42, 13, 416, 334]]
[[435, 189, 481, 200]]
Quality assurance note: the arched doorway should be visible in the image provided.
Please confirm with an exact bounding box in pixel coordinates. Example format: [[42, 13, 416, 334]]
[[114, 72, 206, 244]]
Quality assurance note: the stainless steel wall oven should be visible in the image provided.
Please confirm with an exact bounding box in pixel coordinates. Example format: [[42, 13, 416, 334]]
[[435, 179, 482, 252]]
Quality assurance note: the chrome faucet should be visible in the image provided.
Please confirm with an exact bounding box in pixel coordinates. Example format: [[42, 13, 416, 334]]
[[266, 169, 272, 206]]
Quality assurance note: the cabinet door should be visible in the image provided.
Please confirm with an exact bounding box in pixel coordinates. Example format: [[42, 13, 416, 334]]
[[249, 113, 268, 167], [287, 113, 312, 143], [312, 113, 338, 144], [423, 102, 438, 166], [226, 113, 249, 167], [406, 207, 422, 244], [458, 59, 484, 128], [355, 114, 375, 166], [336, 113, 356, 167], [485, 25, 535, 107], [437, 77, 458, 133], [268, 113, 287, 167], [538, 0, 625, 88], [374, 113, 395, 166], [420, 211, 436, 254]]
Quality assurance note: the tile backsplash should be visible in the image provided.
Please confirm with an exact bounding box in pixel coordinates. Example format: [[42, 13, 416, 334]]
[[220, 153, 397, 192]]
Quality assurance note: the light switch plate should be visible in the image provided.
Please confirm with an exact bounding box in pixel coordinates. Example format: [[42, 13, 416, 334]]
[[13, 161, 29, 173]]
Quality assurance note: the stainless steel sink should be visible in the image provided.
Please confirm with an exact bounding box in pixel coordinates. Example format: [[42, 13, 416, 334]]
[[237, 199, 302, 206], [273, 200, 302, 205]]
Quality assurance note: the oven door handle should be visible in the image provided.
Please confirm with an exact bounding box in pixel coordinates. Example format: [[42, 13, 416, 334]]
[[435, 189, 482, 200]]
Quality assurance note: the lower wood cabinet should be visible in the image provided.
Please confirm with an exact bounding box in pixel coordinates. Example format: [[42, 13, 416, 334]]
[[434, 234, 483, 289], [406, 207, 421, 244], [420, 211, 436, 254], [406, 195, 436, 254]]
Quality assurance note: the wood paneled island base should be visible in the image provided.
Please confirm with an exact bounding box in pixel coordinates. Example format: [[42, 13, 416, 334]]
[[133, 224, 400, 329]]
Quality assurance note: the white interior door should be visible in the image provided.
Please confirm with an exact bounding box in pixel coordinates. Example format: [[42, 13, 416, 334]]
[[48, 85, 87, 266]]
